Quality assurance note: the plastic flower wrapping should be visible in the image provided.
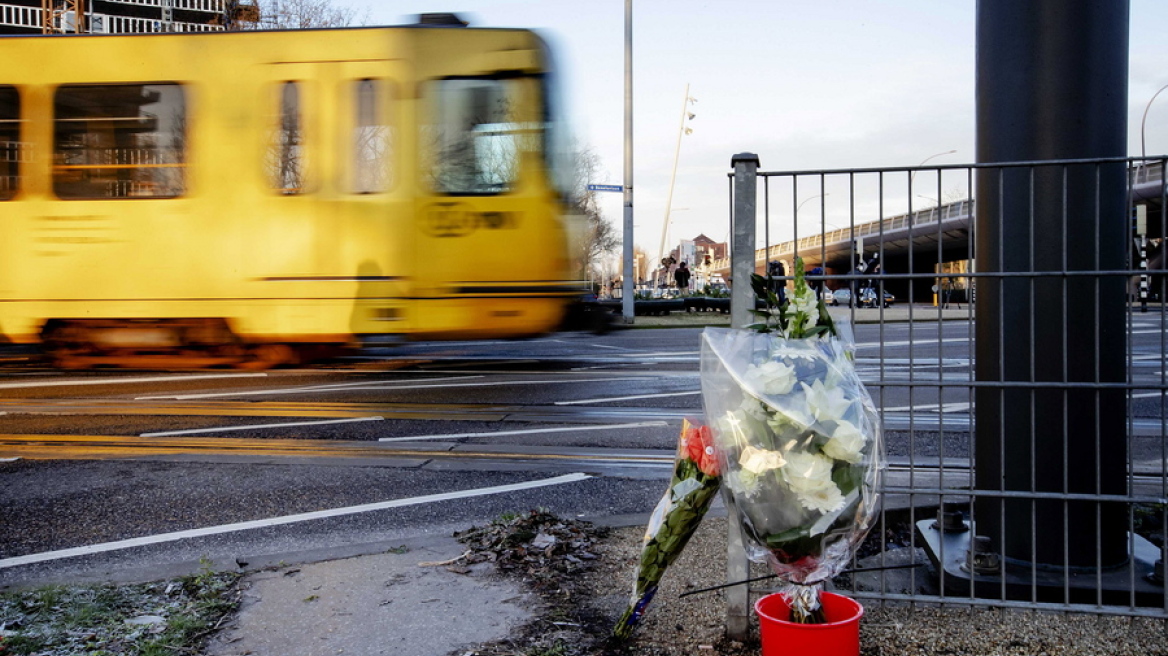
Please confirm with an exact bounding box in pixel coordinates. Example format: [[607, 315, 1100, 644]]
[[613, 418, 721, 639], [700, 260, 883, 621]]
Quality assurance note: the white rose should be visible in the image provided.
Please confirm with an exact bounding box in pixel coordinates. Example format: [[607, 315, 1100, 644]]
[[800, 379, 852, 424], [782, 450, 835, 492], [743, 360, 798, 396], [738, 445, 787, 474], [821, 420, 866, 464]]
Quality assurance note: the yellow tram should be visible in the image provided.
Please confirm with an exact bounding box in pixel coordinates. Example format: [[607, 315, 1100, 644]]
[[0, 20, 580, 367]]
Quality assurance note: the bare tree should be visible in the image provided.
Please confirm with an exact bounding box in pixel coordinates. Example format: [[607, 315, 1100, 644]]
[[571, 147, 619, 279], [242, 0, 368, 29]]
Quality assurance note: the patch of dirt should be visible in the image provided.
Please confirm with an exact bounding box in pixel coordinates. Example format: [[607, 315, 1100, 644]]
[[449, 510, 757, 656]]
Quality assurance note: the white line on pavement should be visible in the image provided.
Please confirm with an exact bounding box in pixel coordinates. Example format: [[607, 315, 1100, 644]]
[[555, 391, 701, 406], [134, 375, 481, 400], [0, 373, 268, 391], [0, 473, 594, 570], [323, 377, 643, 394], [854, 338, 969, 349], [377, 420, 669, 442], [880, 402, 972, 413], [580, 343, 634, 351], [138, 376, 648, 401], [615, 351, 700, 357], [141, 416, 385, 437]]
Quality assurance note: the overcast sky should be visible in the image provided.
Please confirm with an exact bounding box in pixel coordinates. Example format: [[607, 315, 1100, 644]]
[[334, 1, 1168, 258]]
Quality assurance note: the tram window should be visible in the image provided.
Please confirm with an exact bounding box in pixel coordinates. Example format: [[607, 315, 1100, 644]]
[[0, 86, 19, 200], [423, 78, 530, 195], [53, 84, 186, 199], [268, 81, 306, 195], [351, 79, 394, 194]]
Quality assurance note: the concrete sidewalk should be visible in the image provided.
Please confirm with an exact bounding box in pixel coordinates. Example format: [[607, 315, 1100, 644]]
[[203, 533, 536, 656]]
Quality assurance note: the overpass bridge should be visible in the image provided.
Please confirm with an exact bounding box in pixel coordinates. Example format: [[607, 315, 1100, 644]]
[[707, 160, 1165, 301]]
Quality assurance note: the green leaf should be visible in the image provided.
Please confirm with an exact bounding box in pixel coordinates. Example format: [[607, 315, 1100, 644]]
[[832, 463, 864, 495], [765, 526, 810, 544]]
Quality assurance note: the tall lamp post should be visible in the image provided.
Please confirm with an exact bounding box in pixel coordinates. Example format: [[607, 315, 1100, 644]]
[[793, 193, 828, 241], [1141, 83, 1168, 161], [909, 149, 957, 187], [656, 84, 697, 287]]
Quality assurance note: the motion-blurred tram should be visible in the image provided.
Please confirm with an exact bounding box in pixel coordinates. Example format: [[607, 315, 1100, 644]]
[[0, 17, 580, 368]]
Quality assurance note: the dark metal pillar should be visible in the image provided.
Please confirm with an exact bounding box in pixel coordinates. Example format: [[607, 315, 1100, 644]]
[[975, 0, 1130, 572]]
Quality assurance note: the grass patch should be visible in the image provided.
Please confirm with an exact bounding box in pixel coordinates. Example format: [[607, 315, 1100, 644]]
[[0, 565, 240, 656]]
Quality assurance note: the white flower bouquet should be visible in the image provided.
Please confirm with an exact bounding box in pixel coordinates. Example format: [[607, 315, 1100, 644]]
[[700, 259, 883, 622]]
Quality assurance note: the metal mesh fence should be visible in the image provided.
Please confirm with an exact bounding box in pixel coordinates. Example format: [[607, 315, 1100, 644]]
[[725, 155, 1167, 632]]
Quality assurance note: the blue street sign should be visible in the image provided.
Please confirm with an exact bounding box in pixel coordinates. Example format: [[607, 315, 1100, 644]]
[[587, 184, 624, 193]]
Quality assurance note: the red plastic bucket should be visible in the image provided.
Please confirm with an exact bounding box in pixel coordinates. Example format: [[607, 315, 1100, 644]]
[[755, 591, 864, 656]]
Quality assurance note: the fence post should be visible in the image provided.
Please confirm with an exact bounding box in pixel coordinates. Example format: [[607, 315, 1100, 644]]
[[726, 152, 758, 641], [730, 153, 759, 330]]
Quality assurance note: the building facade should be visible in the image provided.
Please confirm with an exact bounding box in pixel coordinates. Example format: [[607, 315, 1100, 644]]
[[0, 1, 256, 35]]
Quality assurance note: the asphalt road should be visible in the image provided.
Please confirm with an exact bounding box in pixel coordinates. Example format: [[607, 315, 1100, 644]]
[[1, 317, 1164, 589]]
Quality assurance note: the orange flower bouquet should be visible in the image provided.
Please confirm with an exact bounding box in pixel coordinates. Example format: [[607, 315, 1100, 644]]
[[613, 418, 721, 639]]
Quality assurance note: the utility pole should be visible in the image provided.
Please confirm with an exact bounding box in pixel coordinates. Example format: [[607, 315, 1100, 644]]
[[620, 0, 635, 323]]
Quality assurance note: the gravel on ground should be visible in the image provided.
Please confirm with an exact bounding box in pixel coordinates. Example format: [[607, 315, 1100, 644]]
[[461, 513, 1168, 656]]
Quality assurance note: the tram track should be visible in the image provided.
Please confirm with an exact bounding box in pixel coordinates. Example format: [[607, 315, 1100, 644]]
[[0, 433, 676, 479], [3, 434, 1164, 497], [0, 397, 693, 422]]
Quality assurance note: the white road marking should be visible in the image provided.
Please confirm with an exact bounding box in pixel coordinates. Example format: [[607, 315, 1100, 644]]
[[555, 390, 701, 406], [854, 338, 969, 349], [0, 373, 268, 391], [0, 473, 594, 570], [139, 376, 643, 401], [326, 377, 643, 393], [1131, 391, 1168, 399], [135, 375, 481, 400], [855, 358, 970, 366], [580, 343, 634, 351], [880, 402, 972, 413], [141, 416, 385, 437], [378, 420, 669, 442]]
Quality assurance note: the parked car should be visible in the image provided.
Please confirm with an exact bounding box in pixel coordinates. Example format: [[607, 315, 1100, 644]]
[[830, 287, 894, 308]]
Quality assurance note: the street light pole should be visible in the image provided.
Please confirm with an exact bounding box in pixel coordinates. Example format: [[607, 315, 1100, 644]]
[[1141, 83, 1168, 160], [909, 149, 957, 187], [794, 193, 828, 240], [621, 0, 634, 323], [656, 84, 696, 286]]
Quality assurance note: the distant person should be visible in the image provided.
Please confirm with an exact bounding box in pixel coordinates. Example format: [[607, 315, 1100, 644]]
[[766, 260, 786, 304], [809, 265, 825, 299], [674, 261, 691, 291]]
